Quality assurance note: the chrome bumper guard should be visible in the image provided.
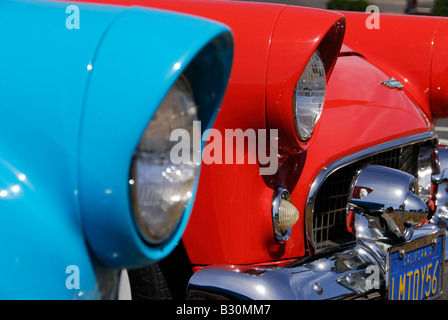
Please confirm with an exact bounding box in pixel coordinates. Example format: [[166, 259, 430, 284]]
[[188, 159, 448, 300], [187, 222, 448, 300]]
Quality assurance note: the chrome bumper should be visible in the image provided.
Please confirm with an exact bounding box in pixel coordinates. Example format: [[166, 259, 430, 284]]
[[188, 159, 448, 300], [187, 222, 448, 300], [188, 146, 448, 300]]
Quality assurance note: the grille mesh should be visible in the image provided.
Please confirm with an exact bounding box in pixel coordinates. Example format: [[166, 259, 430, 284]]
[[312, 144, 420, 252]]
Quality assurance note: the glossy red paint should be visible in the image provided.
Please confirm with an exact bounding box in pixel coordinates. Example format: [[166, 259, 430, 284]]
[[265, 8, 345, 154], [431, 19, 448, 118], [341, 11, 448, 120], [189, 51, 429, 265], [73, 0, 434, 266]]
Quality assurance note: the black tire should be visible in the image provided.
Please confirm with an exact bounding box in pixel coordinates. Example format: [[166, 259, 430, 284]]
[[127, 264, 172, 300], [127, 242, 193, 300]]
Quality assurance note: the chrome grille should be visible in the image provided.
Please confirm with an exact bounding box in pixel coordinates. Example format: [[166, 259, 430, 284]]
[[312, 144, 421, 252]]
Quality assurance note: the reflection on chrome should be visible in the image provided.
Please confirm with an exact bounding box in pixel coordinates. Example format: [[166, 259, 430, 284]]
[[347, 165, 428, 244], [418, 144, 437, 201], [188, 149, 448, 300], [432, 147, 448, 232]]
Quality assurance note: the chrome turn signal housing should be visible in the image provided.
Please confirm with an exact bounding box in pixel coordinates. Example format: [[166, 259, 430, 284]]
[[272, 187, 300, 243]]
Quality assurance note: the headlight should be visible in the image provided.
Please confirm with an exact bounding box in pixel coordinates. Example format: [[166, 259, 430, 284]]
[[131, 75, 199, 245], [293, 51, 326, 141]]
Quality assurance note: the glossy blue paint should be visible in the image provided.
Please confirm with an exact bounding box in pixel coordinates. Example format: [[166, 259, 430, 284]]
[[79, 6, 233, 268], [0, 0, 232, 298]]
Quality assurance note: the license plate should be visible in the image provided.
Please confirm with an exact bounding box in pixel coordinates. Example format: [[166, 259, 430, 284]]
[[388, 230, 445, 300]]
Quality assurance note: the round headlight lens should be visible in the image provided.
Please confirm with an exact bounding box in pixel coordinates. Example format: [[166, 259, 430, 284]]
[[293, 51, 326, 141], [131, 75, 199, 245]]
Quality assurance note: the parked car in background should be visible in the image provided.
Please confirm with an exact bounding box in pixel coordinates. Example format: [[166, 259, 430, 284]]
[[0, 0, 232, 299], [406, 0, 435, 14], [78, 0, 448, 300]]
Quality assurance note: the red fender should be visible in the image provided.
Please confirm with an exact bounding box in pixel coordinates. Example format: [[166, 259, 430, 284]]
[[342, 11, 448, 120]]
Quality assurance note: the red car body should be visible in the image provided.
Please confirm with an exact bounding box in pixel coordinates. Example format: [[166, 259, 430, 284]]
[[76, 0, 448, 299]]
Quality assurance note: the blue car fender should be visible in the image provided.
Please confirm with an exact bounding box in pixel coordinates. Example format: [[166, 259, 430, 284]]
[[0, 0, 232, 299]]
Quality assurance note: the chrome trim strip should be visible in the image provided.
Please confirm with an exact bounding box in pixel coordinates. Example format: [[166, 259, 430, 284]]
[[305, 132, 437, 255]]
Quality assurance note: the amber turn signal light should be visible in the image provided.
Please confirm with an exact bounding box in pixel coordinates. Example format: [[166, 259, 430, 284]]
[[272, 187, 299, 243]]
